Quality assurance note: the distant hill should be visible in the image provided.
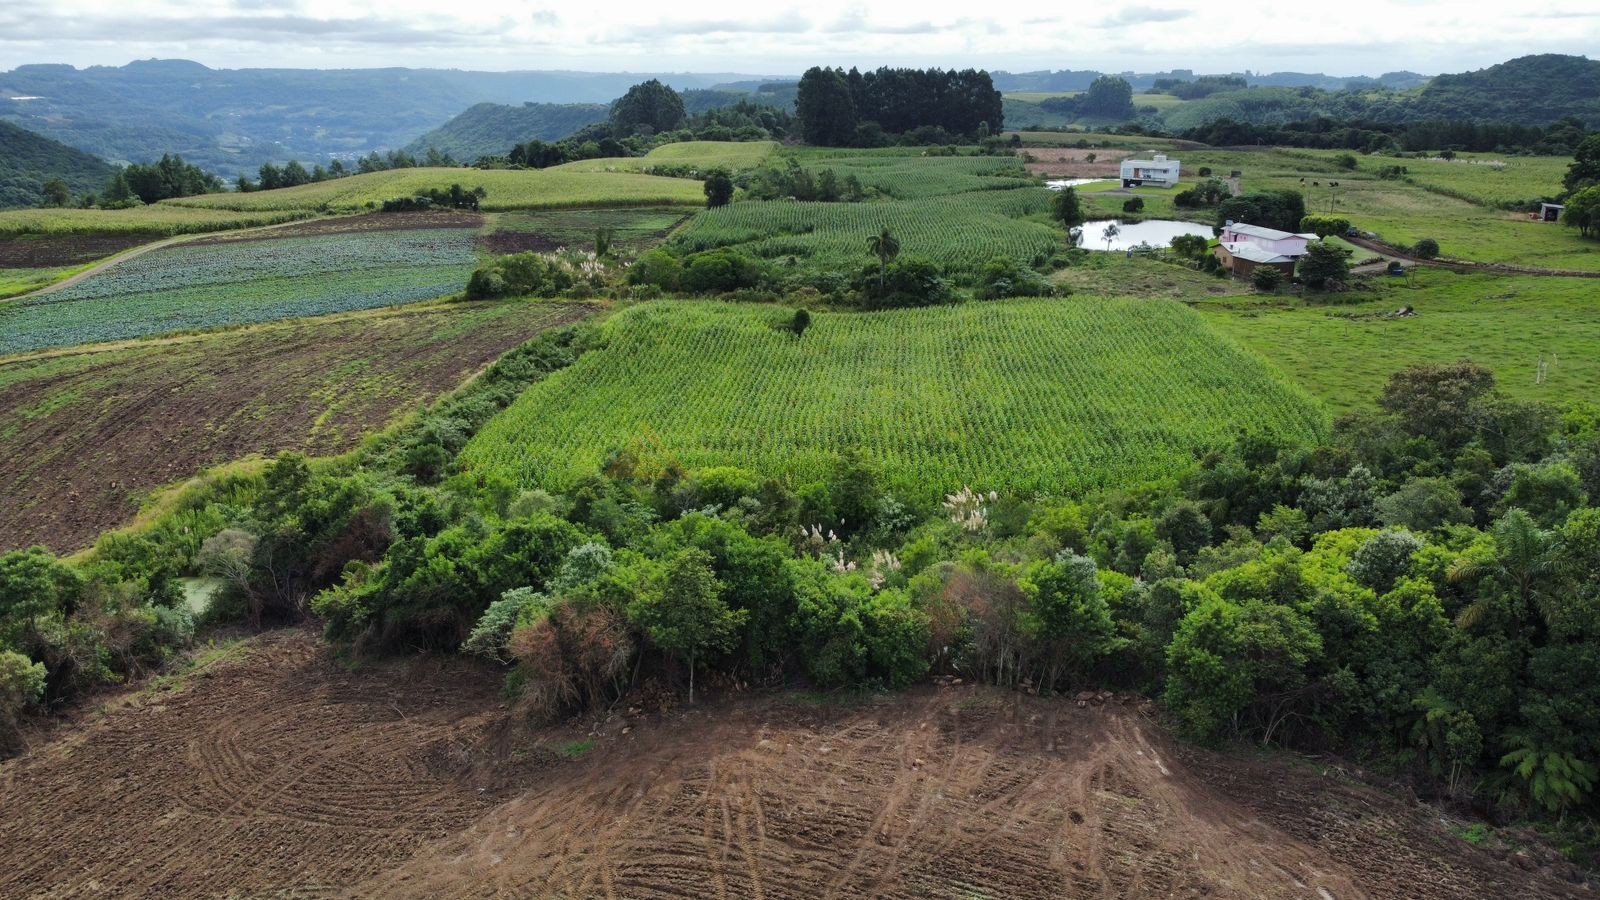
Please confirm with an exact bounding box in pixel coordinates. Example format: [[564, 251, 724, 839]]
[[1162, 55, 1600, 131], [0, 120, 116, 208], [404, 88, 795, 161], [0, 60, 780, 178], [402, 102, 610, 161], [1407, 54, 1600, 126]]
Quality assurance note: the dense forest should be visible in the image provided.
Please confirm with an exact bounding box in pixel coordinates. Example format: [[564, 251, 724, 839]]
[[795, 67, 1004, 146]]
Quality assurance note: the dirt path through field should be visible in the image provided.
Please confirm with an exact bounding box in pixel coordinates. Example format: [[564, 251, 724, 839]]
[[1, 629, 1587, 899]]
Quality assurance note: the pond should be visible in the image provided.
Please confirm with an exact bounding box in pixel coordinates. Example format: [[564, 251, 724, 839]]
[[1045, 178, 1107, 190], [1075, 219, 1213, 252]]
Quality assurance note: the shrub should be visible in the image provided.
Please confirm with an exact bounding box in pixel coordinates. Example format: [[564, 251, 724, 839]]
[[791, 307, 811, 338], [466, 252, 576, 299], [1251, 266, 1284, 291], [627, 249, 683, 291], [974, 256, 1055, 300], [857, 256, 954, 309], [1413, 238, 1440, 260], [1122, 197, 1145, 214], [681, 248, 763, 294], [1334, 153, 1358, 171]]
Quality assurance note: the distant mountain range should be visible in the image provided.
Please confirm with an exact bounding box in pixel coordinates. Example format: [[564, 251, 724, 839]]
[[0, 120, 116, 208], [0, 60, 779, 178], [2, 55, 1596, 183]]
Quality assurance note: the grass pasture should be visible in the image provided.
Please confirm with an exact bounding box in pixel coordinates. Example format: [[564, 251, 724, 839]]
[[461, 299, 1327, 500], [0, 301, 592, 552], [163, 167, 706, 213], [1198, 270, 1600, 413], [0, 226, 479, 355], [1174, 148, 1600, 271]]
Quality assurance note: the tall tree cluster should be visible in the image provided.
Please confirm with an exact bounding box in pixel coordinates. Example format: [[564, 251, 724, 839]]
[[796, 66, 1004, 146]]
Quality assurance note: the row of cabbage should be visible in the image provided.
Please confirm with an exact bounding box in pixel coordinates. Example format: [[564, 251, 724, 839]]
[[0, 229, 478, 356]]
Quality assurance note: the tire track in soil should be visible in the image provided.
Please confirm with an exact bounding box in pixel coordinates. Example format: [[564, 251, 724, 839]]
[[4, 639, 1592, 899], [0, 628, 515, 899], [357, 689, 1591, 900]]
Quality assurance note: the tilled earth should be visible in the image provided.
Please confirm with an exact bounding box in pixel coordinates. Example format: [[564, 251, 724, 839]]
[[0, 301, 590, 552], [0, 630, 1590, 899]]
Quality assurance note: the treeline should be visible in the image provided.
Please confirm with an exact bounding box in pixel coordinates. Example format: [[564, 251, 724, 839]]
[[1151, 75, 1247, 100], [236, 148, 459, 192], [82, 154, 223, 208], [1039, 76, 1137, 121], [497, 86, 791, 171], [1180, 116, 1592, 155], [795, 66, 1004, 147]]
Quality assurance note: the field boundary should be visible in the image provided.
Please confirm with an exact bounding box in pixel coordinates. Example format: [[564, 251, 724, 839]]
[[1344, 234, 1600, 278]]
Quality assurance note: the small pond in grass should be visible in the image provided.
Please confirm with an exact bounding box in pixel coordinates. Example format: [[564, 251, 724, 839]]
[[1076, 219, 1214, 252]]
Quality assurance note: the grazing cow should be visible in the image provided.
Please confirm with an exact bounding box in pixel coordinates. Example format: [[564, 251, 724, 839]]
[[1312, 181, 1320, 187]]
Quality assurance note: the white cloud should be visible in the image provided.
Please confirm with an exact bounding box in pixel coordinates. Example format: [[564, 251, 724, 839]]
[[0, 0, 1595, 75]]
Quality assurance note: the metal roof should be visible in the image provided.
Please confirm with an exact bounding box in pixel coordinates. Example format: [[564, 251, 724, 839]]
[[1221, 241, 1294, 264]]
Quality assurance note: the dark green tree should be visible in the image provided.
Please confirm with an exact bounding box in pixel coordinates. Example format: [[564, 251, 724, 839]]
[[703, 169, 734, 208], [795, 67, 859, 147], [610, 79, 686, 136], [627, 548, 746, 704], [1080, 76, 1135, 119], [39, 178, 70, 208], [1297, 240, 1350, 290]]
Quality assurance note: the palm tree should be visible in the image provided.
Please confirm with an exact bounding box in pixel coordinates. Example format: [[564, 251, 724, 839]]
[[866, 227, 901, 292], [1448, 509, 1560, 633], [1101, 223, 1120, 252]]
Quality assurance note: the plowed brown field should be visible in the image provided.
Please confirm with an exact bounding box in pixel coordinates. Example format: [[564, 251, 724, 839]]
[[0, 629, 1589, 899], [0, 301, 591, 553]]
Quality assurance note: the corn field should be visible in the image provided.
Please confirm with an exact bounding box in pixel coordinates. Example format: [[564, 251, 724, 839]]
[[461, 299, 1328, 500], [671, 189, 1063, 274]]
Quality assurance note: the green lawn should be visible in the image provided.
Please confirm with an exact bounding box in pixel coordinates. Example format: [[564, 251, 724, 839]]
[[460, 298, 1327, 500], [1197, 269, 1600, 413]]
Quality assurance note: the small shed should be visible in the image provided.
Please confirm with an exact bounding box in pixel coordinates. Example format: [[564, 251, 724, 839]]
[[1540, 202, 1565, 222]]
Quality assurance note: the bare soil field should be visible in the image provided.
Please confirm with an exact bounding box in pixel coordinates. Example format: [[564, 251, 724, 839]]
[[0, 628, 1588, 899], [0, 301, 591, 552], [0, 232, 157, 268], [1024, 148, 1134, 179]]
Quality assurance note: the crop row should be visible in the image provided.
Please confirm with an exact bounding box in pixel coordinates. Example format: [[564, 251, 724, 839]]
[[0, 229, 477, 356], [671, 189, 1063, 273], [0, 206, 310, 237], [46, 230, 475, 303], [460, 299, 1328, 501]]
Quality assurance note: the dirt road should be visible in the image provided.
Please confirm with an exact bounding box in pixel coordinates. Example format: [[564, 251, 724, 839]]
[[0, 630, 1588, 899]]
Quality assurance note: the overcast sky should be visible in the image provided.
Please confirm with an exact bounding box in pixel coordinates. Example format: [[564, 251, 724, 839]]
[[2, 0, 1596, 77]]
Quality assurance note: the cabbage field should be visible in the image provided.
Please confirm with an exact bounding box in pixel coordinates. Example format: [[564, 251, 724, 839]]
[[0, 228, 478, 356], [461, 299, 1328, 500]]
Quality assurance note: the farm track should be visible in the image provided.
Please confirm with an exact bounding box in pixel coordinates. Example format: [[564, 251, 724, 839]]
[[1, 627, 1584, 899], [0, 302, 592, 552], [1344, 235, 1600, 278]]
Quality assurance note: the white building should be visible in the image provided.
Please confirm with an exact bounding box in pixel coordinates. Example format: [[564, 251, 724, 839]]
[[1120, 153, 1181, 188]]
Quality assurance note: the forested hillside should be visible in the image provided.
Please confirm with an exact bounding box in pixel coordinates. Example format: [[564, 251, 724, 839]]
[[0, 120, 116, 208], [402, 102, 610, 161]]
